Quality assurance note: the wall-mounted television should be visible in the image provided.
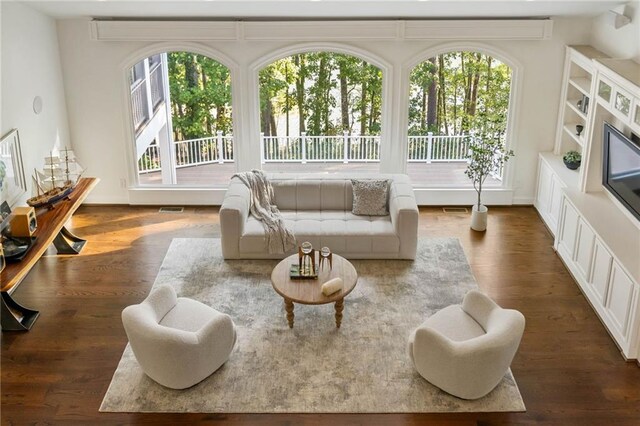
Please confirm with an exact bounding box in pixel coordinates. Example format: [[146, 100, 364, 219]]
[[602, 122, 640, 222]]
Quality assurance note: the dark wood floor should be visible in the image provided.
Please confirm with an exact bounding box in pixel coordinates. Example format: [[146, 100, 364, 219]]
[[2, 206, 639, 425]]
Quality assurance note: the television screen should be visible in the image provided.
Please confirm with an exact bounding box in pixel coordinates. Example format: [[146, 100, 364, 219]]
[[602, 123, 640, 221]]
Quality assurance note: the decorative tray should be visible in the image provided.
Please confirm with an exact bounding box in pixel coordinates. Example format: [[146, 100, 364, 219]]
[[289, 264, 319, 280]]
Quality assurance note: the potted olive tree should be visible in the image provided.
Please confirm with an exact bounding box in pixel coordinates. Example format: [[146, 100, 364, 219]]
[[465, 134, 514, 231]]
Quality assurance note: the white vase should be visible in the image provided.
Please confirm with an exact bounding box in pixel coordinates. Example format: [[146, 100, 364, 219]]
[[470, 204, 488, 231]]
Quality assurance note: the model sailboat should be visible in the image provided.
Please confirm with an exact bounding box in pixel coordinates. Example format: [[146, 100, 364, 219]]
[[27, 148, 85, 209]]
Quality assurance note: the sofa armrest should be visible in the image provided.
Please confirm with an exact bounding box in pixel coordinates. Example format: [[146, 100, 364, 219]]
[[220, 178, 250, 259], [389, 178, 419, 259]]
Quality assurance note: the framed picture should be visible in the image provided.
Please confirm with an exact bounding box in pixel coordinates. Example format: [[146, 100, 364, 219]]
[[0, 129, 27, 208]]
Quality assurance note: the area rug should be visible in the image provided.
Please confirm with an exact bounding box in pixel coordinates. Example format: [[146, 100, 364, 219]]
[[100, 238, 525, 413]]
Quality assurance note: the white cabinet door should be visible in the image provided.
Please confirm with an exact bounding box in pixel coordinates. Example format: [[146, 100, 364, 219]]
[[558, 198, 580, 258], [574, 219, 595, 281], [535, 160, 552, 214], [548, 175, 564, 233], [606, 262, 635, 337], [590, 239, 612, 304]]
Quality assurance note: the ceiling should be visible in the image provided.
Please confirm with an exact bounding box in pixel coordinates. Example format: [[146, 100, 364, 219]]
[[22, 0, 629, 20]]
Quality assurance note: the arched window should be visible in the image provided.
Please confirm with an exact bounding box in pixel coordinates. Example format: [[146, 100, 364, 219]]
[[258, 52, 382, 173], [407, 51, 512, 186], [129, 52, 234, 186]]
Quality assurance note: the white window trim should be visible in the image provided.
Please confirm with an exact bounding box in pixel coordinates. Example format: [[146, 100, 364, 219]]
[[246, 42, 394, 172], [119, 42, 242, 190], [116, 39, 524, 206], [401, 41, 524, 191]]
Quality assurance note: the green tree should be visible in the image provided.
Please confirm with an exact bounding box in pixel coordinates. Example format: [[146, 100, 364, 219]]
[[409, 51, 511, 141], [258, 52, 382, 137], [167, 52, 233, 141]]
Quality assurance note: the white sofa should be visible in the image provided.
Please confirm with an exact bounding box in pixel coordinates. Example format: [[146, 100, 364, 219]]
[[220, 173, 418, 260]]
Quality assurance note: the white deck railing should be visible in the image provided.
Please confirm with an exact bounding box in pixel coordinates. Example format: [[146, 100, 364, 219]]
[[137, 132, 477, 173], [174, 132, 234, 168], [130, 79, 148, 130], [138, 144, 161, 173], [149, 63, 164, 109]]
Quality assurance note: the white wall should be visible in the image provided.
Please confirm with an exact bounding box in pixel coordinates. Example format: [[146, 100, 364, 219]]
[[1, 1, 71, 205], [56, 17, 592, 205], [590, 1, 640, 62]]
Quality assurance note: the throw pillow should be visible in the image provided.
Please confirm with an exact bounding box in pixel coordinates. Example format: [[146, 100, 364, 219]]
[[351, 179, 390, 216]]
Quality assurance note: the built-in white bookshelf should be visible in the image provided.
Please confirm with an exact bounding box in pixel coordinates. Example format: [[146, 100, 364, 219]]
[[537, 45, 640, 362]]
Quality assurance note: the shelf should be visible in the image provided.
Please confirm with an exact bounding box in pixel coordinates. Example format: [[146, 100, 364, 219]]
[[566, 100, 587, 120], [596, 58, 640, 90], [570, 45, 609, 62], [569, 77, 591, 96], [563, 124, 585, 147], [539, 152, 580, 189]]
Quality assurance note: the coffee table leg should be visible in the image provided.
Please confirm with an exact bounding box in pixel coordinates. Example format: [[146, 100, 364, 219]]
[[335, 298, 344, 328], [284, 298, 294, 328]]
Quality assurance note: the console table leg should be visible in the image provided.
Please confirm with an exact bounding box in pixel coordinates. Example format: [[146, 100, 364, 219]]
[[53, 226, 87, 254], [1, 292, 40, 331], [284, 298, 294, 328], [335, 298, 344, 328]]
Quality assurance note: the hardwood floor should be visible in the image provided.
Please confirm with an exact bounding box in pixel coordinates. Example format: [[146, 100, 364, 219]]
[[2, 206, 639, 425]]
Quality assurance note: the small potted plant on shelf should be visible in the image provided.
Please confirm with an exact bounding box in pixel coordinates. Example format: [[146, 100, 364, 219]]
[[563, 150, 581, 170], [465, 133, 514, 232]]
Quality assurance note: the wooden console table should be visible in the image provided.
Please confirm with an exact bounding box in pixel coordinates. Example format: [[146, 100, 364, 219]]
[[1, 177, 99, 331]]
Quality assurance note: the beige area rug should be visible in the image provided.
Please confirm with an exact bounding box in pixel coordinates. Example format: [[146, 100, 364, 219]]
[[100, 238, 525, 413]]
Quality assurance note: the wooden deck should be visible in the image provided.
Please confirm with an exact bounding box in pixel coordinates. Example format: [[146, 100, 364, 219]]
[[138, 162, 502, 187]]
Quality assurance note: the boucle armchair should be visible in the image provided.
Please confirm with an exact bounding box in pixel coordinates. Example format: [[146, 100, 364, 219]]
[[121, 285, 236, 389], [407, 290, 525, 399], [220, 173, 419, 260]]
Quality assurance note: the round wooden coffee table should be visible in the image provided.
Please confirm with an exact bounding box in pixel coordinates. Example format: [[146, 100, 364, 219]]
[[270, 253, 358, 328]]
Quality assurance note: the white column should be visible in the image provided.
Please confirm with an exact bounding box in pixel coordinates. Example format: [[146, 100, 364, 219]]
[[426, 132, 433, 164], [157, 125, 174, 184], [379, 61, 408, 173], [142, 58, 154, 120], [235, 65, 261, 171], [259, 133, 265, 164], [158, 54, 176, 184]]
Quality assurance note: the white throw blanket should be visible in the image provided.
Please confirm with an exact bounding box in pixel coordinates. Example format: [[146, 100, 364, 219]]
[[232, 170, 296, 254]]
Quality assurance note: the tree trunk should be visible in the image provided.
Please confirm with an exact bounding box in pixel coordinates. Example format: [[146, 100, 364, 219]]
[[317, 55, 328, 134], [270, 102, 278, 137], [216, 105, 226, 132], [340, 61, 350, 132], [262, 101, 272, 136], [294, 55, 306, 134], [285, 62, 290, 136], [360, 61, 368, 135], [183, 55, 200, 139], [484, 56, 493, 116], [438, 55, 448, 135], [201, 70, 213, 134], [453, 84, 458, 135], [368, 86, 375, 131], [420, 87, 426, 131], [426, 57, 437, 128]]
